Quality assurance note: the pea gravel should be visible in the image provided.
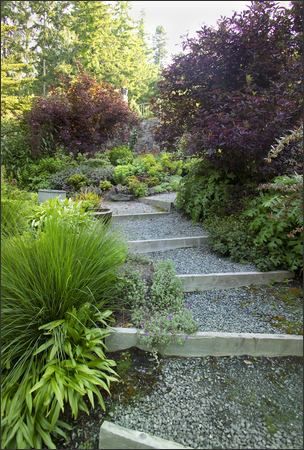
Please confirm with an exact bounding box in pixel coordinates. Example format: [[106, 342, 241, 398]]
[[147, 247, 257, 274], [108, 356, 303, 450], [113, 211, 206, 240], [185, 285, 303, 334]]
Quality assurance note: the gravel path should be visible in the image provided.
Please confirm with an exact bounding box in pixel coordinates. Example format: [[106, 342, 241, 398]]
[[108, 356, 303, 450], [103, 200, 159, 215], [113, 211, 206, 240], [185, 285, 303, 334], [148, 247, 256, 273]]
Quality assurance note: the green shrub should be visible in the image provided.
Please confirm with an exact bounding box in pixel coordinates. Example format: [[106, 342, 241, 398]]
[[130, 261, 197, 351], [113, 164, 136, 184], [18, 152, 76, 191], [206, 215, 257, 264], [1, 116, 32, 180], [146, 163, 164, 180], [108, 146, 134, 166], [127, 176, 148, 197], [149, 261, 184, 310], [1, 218, 127, 448], [1, 182, 38, 237], [168, 175, 182, 191], [30, 198, 94, 232], [115, 269, 147, 310], [100, 180, 112, 191], [207, 175, 303, 272], [244, 176, 302, 272], [75, 190, 101, 211], [1, 199, 35, 238], [138, 154, 157, 170], [66, 173, 89, 190], [176, 160, 234, 221], [160, 152, 183, 175]]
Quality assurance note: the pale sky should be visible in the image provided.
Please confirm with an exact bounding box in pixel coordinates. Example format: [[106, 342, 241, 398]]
[[128, 1, 291, 63]]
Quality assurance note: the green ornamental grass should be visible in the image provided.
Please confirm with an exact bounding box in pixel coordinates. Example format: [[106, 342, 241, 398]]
[[1, 218, 127, 448]]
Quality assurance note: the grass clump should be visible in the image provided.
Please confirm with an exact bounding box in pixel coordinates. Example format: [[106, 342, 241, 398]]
[[1, 218, 127, 448]]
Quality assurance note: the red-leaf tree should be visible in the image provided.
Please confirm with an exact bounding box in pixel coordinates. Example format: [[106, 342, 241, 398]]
[[28, 73, 138, 156], [153, 1, 303, 179]]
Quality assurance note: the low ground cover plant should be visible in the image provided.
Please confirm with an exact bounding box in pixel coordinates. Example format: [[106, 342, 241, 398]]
[[115, 258, 198, 351]]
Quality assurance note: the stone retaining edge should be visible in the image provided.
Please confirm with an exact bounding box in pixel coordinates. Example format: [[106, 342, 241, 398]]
[[99, 420, 191, 449], [128, 236, 209, 253], [138, 197, 173, 212], [111, 212, 170, 222], [177, 271, 294, 291], [105, 327, 303, 357]]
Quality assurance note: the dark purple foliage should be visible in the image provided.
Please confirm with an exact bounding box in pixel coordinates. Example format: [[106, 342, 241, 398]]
[[153, 1, 303, 179], [27, 74, 138, 157]]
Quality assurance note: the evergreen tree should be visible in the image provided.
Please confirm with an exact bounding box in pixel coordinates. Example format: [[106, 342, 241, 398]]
[[153, 25, 167, 68]]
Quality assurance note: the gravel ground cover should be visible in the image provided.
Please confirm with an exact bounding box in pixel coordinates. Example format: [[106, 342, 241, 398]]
[[109, 354, 303, 450], [147, 246, 256, 274], [102, 200, 159, 215], [185, 284, 303, 334], [113, 211, 206, 240]]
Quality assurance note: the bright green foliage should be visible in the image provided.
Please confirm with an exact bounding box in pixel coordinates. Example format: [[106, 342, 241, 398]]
[[1, 198, 35, 238], [100, 180, 113, 191], [160, 152, 183, 175], [1, 307, 118, 449], [1, 180, 37, 237], [30, 198, 94, 232], [108, 146, 134, 166], [127, 176, 148, 197], [74, 191, 101, 211], [114, 164, 137, 184], [207, 176, 303, 272], [1, 218, 127, 448], [66, 173, 89, 191]]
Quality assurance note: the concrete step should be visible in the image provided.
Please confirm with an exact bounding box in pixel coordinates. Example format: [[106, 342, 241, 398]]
[[138, 197, 174, 212], [112, 212, 170, 223], [105, 327, 303, 357], [177, 270, 293, 291], [128, 236, 209, 253], [99, 421, 191, 449]]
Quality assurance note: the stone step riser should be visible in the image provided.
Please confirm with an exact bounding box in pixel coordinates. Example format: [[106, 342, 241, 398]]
[[128, 236, 208, 253], [178, 271, 293, 291], [99, 421, 191, 449], [105, 328, 303, 357], [112, 212, 170, 223]]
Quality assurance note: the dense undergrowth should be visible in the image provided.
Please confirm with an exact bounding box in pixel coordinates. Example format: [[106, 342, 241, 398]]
[[177, 159, 303, 274]]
